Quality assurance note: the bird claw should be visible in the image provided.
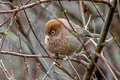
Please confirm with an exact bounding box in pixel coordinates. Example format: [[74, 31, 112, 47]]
[[63, 56, 68, 61], [80, 53, 91, 63], [54, 53, 59, 60], [80, 60, 90, 69]]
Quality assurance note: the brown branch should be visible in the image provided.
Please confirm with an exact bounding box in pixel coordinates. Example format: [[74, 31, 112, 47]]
[[83, 0, 117, 79], [0, 50, 88, 67], [0, 16, 12, 27], [92, 59, 107, 80], [0, 60, 15, 80], [0, 1, 16, 8], [24, 0, 31, 5], [94, 53, 120, 79], [24, 58, 29, 80], [0, 51, 46, 58], [58, 0, 76, 32], [0, 0, 113, 14]]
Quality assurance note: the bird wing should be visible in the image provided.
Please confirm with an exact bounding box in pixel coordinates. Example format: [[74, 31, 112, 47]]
[[58, 18, 100, 38]]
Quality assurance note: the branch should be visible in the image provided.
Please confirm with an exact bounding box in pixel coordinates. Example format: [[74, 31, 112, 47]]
[[0, 0, 113, 14], [83, 0, 117, 80]]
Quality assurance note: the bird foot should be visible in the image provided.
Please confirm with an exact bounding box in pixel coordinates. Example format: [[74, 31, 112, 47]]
[[54, 53, 59, 60]]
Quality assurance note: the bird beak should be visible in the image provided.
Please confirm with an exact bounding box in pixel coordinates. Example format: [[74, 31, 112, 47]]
[[45, 35, 49, 45]]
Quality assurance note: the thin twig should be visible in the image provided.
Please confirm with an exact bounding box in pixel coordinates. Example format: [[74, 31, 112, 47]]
[[84, 14, 92, 30], [42, 62, 54, 80], [79, 1, 86, 27], [36, 63, 40, 80], [17, 32, 22, 52], [92, 19, 96, 34], [117, 0, 120, 17], [67, 56, 81, 80], [0, 35, 6, 54], [92, 59, 107, 80], [54, 62, 75, 80], [24, 0, 31, 5], [91, 1, 105, 22], [0, 0, 113, 14], [94, 52, 118, 79], [0, 50, 76, 79], [0, 60, 12, 79], [0, 16, 12, 27], [110, 31, 120, 48], [0, 1, 16, 8], [24, 58, 29, 80], [58, 0, 76, 32], [83, 0, 117, 79]]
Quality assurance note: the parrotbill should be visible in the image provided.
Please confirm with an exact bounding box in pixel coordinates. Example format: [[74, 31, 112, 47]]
[[45, 18, 99, 56]]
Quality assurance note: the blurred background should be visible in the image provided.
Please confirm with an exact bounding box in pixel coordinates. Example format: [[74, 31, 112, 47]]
[[0, 0, 120, 80]]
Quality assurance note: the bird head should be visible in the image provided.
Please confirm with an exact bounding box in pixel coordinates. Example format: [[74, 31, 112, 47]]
[[45, 19, 64, 40]]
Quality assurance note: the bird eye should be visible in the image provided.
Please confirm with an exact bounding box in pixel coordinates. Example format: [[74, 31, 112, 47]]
[[50, 30, 56, 35]]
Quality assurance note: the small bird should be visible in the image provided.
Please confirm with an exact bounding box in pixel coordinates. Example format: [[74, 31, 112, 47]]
[[45, 18, 98, 56]]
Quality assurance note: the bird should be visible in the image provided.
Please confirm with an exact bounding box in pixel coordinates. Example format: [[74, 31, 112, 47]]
[[44, 18, 99, 56]]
